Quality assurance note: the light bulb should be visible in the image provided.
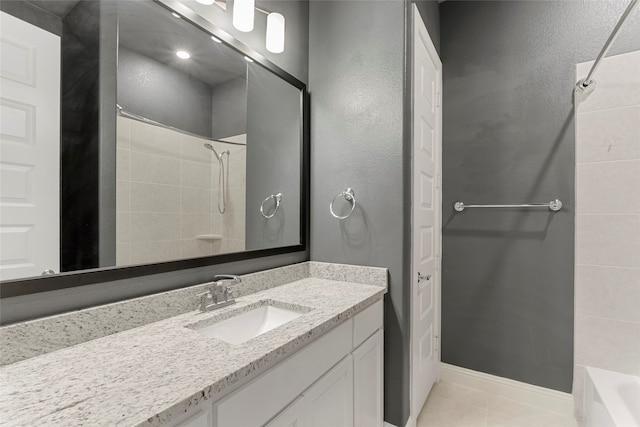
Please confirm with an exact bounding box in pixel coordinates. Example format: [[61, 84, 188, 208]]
[[233, 0, 255, 32], [176, 50, 191, 59], [266, 12, 285, 53]]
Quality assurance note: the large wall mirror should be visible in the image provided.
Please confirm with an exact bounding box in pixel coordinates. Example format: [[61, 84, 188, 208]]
[[0, 0, 307, 297]]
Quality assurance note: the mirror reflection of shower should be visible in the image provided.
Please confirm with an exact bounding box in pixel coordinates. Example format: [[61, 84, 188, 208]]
[[204, 143, 231, 214]]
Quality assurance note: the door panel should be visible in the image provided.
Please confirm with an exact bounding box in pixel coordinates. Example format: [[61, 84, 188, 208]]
[[0, 12, 60, 280], [411, 4, 442, 418]]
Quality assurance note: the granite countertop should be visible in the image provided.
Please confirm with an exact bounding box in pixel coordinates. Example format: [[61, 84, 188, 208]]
[[0, 276, 386, 426]]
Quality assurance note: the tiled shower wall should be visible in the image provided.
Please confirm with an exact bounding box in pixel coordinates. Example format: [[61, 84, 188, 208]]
[[115, 117, 246, 266], [573, 50, 640, 419]]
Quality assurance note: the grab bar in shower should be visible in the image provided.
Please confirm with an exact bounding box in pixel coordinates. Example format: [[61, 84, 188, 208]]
[[454, 199, 563, 212]]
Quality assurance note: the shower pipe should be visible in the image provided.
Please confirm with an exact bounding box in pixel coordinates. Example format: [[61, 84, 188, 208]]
[[576, 0, 639, 94], [115, 104, 244, 147], [204, 143, 230, 214]]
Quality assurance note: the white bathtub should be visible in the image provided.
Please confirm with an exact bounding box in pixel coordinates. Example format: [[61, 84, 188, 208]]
[[585, 367, 640, 427]]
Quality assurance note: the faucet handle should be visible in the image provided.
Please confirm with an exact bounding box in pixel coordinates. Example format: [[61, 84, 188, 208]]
[[196, 290, 212, 312]]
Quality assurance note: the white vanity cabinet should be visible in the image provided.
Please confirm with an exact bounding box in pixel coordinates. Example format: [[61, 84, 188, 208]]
[[207, 300, 384, 427]]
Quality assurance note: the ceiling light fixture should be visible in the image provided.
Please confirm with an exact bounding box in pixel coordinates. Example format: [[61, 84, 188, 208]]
[[176, 50, 191, 59]]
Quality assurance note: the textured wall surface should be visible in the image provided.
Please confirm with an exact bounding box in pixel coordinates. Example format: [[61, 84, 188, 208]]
[[308, 1, 409, 424], [440, 0, 640, 392], [573, 50, 640, 419], [245, 64, 302, 251], [117, 47, 214, 138], [211, 76, 247, 140]]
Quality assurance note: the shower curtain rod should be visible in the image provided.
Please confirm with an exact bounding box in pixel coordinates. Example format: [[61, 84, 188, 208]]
[[576, 0, 639, 93], [115, 104, 245, 146]]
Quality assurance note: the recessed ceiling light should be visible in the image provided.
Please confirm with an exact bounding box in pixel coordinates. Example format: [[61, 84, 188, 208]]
[[211, 35, 222, 43], [171, 12, 181, 18], [176, 50, 191, 59], [244, 56, 254, 63]]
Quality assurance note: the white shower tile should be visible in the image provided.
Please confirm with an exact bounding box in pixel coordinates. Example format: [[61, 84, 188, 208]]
[[130, 151, 180, 186], [576, 160, 640, 214], [180, 239, 213, 258], [576, 105, 640, 163], [575, 265, 640, 322], [181, 160, 211, 189], [130, 121, 181, 158], [575, 51, 640, 113], [116, 116, 131, 149], [116, 212, 130, 244], [225, 188, 246, 215], [130, 213, 180, 242], [129, 240, 181, 265], [180, 213, 212, 240], [181, 134, 211, 163], [222, 214, 245, 240], [115, 243, 130, 267], [181, 187, 211, 213], [576, 214, 640, 267], [574, 314, 640, 376], [116, 148, 130, 181], [130, 182, 180, 213], [116, 180, 130, 213]]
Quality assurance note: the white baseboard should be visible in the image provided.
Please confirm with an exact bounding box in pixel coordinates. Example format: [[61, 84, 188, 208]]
[[440, 363, 574, 417]]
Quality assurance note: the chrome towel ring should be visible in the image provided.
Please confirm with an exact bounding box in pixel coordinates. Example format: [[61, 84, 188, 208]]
[[330, 188, 356, 220], [260, 193, 282, 218]]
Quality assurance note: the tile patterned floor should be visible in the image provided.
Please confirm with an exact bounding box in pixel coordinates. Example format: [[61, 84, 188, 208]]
[[416, 381, 579, 427]]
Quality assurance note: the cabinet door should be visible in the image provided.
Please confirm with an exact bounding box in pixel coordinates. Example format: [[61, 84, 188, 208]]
[[353, 330, 383, 427], [173, 407, 212, 427], [304, 356, 354, 427], [265, 397, 307, 427]]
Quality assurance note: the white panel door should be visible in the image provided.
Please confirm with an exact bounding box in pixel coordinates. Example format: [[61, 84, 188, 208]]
[[411, 4, 442, 418], [0, 12, 60, 280]]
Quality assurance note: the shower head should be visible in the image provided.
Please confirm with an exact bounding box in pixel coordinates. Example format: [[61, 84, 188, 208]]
[[204, 143, 221, 159]]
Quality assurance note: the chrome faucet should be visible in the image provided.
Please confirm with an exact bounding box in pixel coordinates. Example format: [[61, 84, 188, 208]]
[[196, 275, 241, 312]]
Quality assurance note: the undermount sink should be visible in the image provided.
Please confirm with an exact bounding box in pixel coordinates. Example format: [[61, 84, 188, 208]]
[[192, 302, 305, 345]]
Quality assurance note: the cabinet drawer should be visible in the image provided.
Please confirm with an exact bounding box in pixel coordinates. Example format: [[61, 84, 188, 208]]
[[353, 300, 383, 348], [214, 318, 353, 427]]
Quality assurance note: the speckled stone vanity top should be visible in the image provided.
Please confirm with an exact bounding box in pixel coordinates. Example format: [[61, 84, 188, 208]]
[[0, 263, 387, 426]]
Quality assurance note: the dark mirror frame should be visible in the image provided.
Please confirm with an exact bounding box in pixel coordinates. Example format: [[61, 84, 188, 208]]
[[0, 0, 309, 299]]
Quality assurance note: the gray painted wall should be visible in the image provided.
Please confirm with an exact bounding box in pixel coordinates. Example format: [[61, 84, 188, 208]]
[[308, 1, 409, 425], [117, 47, 214, 137], [211, 76, 247, 139], [245, 63, 301, 250], [440, 0, 640, 392], [413, 0, 440, 54]]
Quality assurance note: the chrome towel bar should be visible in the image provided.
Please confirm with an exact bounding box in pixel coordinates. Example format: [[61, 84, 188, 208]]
[[454, 199, 562, 212]]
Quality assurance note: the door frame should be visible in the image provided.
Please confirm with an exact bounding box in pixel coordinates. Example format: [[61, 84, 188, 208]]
[[409, 4, 442, 424]]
